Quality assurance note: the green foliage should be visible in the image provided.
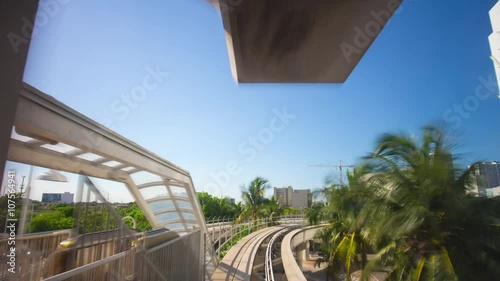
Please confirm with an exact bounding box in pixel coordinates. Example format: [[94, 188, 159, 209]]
[[240, 177, 271, 220], [24, 201, 152, 233], [116, 203, 152, 231], [0, 192, 23, 232], [30, 204, 74, 232], [73, 203, 121, 234], [198, 177, 291, 223], [314, 127, 500, 281], [196, 192, 242, 219], [282, 206, 300, 215], [219, 226, 250, 258], [261, 195, 282, 222], [304, 202, 325, 225]]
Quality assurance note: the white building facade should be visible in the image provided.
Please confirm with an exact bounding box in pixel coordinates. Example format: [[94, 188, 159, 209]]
[[273, 186, 311, 209], [41, 192, 74, 204], [291, 189, 310, 210], [489, 1, 500, 89]]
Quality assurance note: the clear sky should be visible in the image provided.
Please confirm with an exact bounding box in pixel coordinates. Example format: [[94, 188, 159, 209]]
[[8, 0, 500, 201]]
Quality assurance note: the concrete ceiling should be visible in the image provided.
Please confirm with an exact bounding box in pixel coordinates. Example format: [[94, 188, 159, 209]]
[[212, 0, 402, 83]]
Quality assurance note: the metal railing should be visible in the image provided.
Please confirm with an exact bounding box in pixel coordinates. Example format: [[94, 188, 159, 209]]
[[42, 249, 137, 281], [0, 229, 72, 280], [204, 216, 237, 226], [140, 230, 202, 281], [0, 174, 204, 281], [264, 228, 289, 281], [0, 214, 304, 281], [204, 214, 305, 275], [42, 230, 202, 281]]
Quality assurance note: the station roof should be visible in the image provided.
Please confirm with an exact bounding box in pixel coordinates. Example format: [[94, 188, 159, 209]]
[[8, 83, 206, 235], [212, 0, 402, 83]]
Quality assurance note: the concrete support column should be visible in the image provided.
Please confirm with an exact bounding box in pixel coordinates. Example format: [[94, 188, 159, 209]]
[[0, 0, 39, 183], [296, 242, 307, 270], [305, 240, 310, 261]]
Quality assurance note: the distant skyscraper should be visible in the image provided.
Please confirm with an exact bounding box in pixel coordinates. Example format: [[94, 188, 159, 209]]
[[471, 162, 500, 196], [291, 189, 311, 210], [273, 186, 311, 209], [274, 186, 293, 207]]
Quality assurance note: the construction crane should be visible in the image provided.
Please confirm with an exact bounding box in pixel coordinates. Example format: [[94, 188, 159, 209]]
[[309, 160, 353, 186]]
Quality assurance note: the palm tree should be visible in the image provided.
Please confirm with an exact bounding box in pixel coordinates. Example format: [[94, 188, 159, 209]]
[[314, 225, 341, 281], [263, 195, 283, 224], [240, 177, 270, 220], [361, 127, 500, 281], [304, 202, 325, 226], [318, 165, 375, 281]]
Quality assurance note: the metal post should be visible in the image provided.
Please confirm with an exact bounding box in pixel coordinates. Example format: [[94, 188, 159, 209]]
[[217, 239, 221, 261], [202, 232, 206, 281], [28, 202, 34, 233], [18, 165, 34, 235], [230, 223, 233, 243]]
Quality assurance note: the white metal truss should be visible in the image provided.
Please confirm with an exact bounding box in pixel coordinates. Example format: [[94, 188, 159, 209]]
[[7, 83, 208, 239]]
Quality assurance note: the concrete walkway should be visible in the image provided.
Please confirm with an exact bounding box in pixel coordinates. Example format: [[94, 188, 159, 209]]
[[212, 226, 285, 281]]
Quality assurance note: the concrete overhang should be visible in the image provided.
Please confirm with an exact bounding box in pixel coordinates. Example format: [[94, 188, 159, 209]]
[[211, 0, 402, 83]]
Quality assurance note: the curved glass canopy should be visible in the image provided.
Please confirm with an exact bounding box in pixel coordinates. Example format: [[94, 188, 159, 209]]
[[7, 83, 206, 235]]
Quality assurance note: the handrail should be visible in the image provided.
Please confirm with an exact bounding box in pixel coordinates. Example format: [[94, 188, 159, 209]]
[[43, 251, 129, 281], [264, 228, 288, 281], [204, 214, 304, 276], [281, 225, 327, 281], [205, 214, 306, 268]]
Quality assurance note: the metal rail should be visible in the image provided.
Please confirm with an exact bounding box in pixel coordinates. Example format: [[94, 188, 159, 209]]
[[264, 228, 288, 281], [205, 214, 305, 270]]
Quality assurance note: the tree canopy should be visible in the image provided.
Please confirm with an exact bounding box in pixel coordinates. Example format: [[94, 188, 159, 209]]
[[310, 127, 500, 281]]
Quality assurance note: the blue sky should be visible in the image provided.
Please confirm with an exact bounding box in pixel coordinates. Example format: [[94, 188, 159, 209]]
[[10, 0, 500, 201]]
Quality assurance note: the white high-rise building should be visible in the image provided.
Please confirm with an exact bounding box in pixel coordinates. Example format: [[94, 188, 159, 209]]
[[41, 192, 74, 204], [273, 186, 311, 209], [469, 161, 500, 197], [274, 186, 293, 207], [291, 189, 310, 210], [489, 1, 500, 89]]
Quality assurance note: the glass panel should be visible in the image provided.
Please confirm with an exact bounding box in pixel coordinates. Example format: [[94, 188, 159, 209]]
[[101, 160, 123, 168], [89, 177, 135, 204], [169, 186, 188, 197], [0, 162, 152, 235], [185, 223, 199, 230], [181, 212, 196, 221], [41, 142, 79, 154], [148, 200, 174, 212], [139, 185, 169, 200], [176, 200, 193, 210], [130, 171, 162, 186], [121, 166, 136, 172], [165, 223, 184, 230], [77, 152, 105, 162], [11, 127, 35, 142], [156, 212, 180, 223]]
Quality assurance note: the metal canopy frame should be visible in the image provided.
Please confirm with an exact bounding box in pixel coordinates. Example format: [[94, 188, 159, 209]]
[[7, 83, 207, 236]]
